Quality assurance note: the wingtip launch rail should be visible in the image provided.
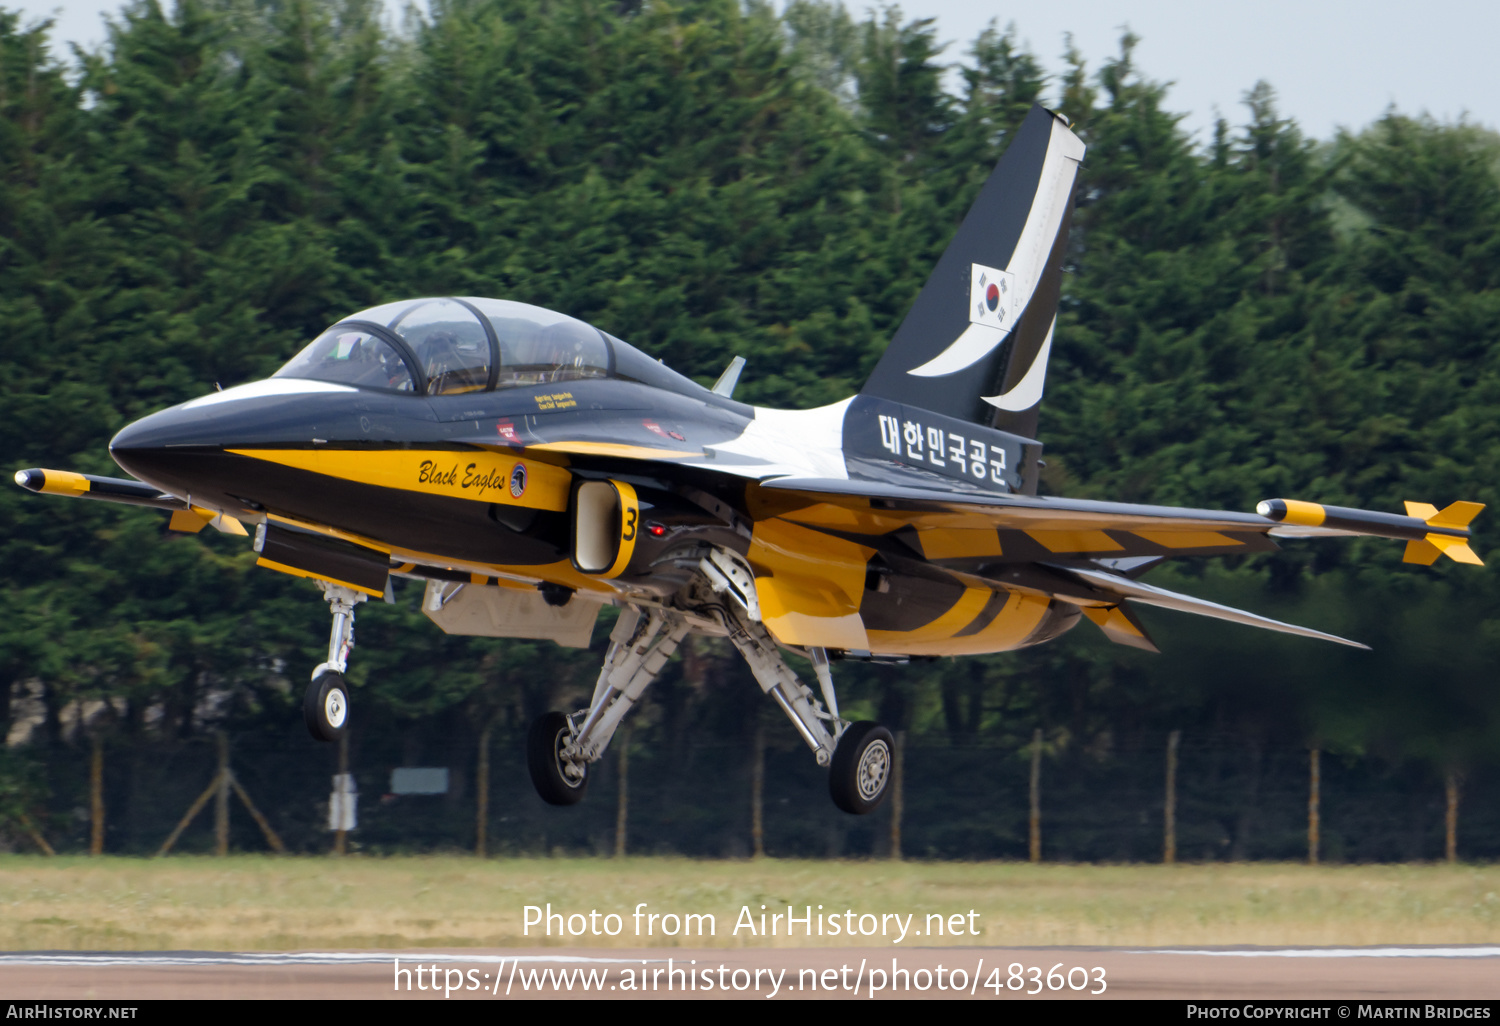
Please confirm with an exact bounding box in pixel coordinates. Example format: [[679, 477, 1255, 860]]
[[1257, 497, 1485, 566]]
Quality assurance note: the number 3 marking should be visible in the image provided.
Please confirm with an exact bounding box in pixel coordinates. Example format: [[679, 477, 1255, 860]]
[[622, 508, 637, 542]]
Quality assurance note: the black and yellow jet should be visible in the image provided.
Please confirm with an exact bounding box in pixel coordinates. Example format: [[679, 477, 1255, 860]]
[[12, 106, 1483, 815]]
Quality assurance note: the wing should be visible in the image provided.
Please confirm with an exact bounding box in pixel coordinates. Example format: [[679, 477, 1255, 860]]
[[748, 475, 1482, 651]]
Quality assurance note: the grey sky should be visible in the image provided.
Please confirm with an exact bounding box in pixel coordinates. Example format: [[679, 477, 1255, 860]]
[[6, 0, 1496, 142]]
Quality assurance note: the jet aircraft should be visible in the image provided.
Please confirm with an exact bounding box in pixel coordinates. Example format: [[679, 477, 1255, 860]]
[[13, 106, 1484, 815]]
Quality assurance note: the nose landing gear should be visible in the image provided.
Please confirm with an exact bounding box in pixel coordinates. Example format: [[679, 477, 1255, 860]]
[[305, 582, 366, 742]]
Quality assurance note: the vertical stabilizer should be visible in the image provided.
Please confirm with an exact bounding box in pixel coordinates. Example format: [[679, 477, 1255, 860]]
[[860, 105, 1085, 436]]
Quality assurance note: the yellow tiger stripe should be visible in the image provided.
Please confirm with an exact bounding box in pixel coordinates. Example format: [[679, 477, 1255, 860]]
[[918, 528, 1004, 560], [254, 556, 385, 598], [527, 441, 693, 460], [865, 586, 992, 647], [872, 590, 1051, 657], [1132, 529, 1240, 549], [229, 448, 570, 511], [1026, 529, 1124, 553]]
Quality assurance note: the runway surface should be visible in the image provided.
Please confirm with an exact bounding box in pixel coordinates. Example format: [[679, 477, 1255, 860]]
[[2, 946, 1499, 999]]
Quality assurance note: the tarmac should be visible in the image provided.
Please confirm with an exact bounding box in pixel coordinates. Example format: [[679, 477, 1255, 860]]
[[2, 945, 1498, 1000]]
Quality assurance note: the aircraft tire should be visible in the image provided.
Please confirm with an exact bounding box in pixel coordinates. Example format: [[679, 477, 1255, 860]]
[[304, 670, 349, 743], [829, 721, 894, 815], [527, 712, 589, 806]]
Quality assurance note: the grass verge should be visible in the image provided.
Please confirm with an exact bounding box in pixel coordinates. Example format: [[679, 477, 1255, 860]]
[[0, 856, 1496, 950]]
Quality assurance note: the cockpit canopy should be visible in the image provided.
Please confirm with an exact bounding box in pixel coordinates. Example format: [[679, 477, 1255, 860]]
[[274, 297, 612, 396]]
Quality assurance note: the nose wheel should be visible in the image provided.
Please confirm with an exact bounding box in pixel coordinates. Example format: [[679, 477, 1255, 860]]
[[305, 583, 366, 743]]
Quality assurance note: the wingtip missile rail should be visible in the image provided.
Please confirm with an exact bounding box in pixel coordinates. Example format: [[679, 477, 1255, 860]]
[[12, 467, 248, 536], [14, 467, 187, 509], [1256, 498, 1484, 566]]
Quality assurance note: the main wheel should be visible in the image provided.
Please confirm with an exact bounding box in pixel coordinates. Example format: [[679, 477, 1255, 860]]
[[304, 670, 349, 743], [829, 721, 894, 815], [527, 711, 589, 805]]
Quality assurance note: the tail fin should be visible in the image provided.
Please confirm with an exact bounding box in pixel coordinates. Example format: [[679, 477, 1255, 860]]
[[1402, 501, 1485, 565], [860, 105, 1085, 436]]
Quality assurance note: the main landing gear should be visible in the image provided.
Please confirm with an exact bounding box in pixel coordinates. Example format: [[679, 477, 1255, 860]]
[[526, 561, 894, 815], [526, 606, 689, 806], [304, 582, 365, 742]]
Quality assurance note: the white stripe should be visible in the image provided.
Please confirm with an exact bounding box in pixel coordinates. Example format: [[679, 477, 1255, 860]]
[[906, 322, 1004, 380], [907, 119, 1084, 379], [180, 378, 356, 409], [983, 317, 1055, 411], [1137, 947, 1500, 959], [0, 952, 654, 967], [698, 397, 851, 481]]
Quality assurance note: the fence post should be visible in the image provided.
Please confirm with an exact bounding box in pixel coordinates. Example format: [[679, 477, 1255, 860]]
[[89, 734, 104, 857], [614, 724, 629, 858], [1029, 728, 1043, 863], [334, 730, 349, 856], [889, 729, 905, 861], [1164, 730, 1180, 864], [1308, 748, 1320, 866], [214, 732, 229, 857], [751, 724, 765, 859], [1445, 770, 1461, 864], [476, 722, 491, 858]]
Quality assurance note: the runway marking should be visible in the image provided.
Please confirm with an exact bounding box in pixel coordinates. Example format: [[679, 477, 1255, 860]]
[[0, 952, 656, 968], [4, 947, 1497, 969], [1140, 947, 1500, 959]]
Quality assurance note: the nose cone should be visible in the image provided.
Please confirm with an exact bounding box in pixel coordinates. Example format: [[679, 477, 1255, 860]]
[[109, 405, 214, 451], [108, 402, 221, 493]]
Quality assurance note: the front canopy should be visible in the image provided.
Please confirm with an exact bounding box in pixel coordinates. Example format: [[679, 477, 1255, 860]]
[[273, 297, 611, 395]]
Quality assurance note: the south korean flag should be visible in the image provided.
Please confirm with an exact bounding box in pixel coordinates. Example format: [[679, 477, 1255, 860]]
[[970, 263, 1017, 329]]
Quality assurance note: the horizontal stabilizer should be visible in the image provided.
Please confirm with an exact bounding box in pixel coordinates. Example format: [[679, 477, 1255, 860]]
[[1081, 603, 1159, 653], [1063, 566, 1370, 650]]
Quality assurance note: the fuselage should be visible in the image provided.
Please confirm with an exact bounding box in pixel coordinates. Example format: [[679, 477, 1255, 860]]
[[107, 296, 1082, 657]]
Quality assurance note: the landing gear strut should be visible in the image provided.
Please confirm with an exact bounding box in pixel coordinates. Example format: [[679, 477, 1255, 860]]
[[305, 582, 365, 742], [525, 606, 689, 804], [524, 559, 894, 815], [727, 624, 891, 814]]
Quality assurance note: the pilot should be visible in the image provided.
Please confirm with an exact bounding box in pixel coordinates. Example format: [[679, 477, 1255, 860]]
[[529, 321, 595, 384], [418, 329, 484, 394]]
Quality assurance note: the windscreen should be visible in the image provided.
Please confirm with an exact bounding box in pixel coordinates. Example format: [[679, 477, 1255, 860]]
[[273, 326, 417, 392]]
